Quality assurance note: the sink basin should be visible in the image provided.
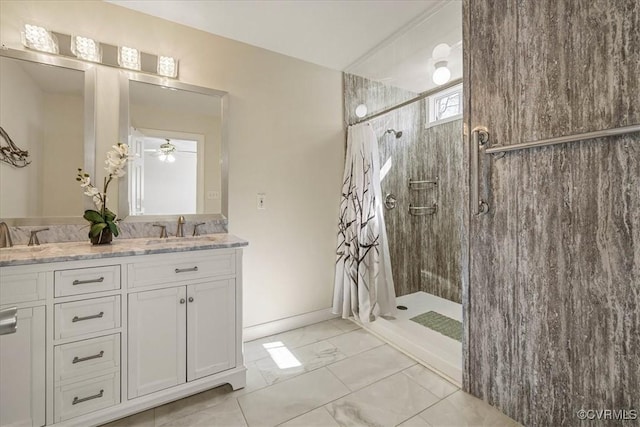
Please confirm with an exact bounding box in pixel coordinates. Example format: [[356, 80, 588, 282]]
[[144, 235, 223, 246]]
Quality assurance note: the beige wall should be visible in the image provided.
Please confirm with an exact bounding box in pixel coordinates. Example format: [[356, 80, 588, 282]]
[[41, 93, 84, 216], [0, 57, 44, 217], [0, 0, 345, 327]]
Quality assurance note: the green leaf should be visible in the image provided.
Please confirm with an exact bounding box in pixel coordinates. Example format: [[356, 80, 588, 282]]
[[90, 222, 107, 237], [83, 210, 105, 223], [106, 220, 119, 237], [104, 208, 117, 222]]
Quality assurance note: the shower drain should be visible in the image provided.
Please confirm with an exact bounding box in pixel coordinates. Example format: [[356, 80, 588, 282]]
[[397, 305, 408, 310]]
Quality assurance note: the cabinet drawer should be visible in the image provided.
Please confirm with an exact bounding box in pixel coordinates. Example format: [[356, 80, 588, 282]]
[[54, 372, 120, 422], [0, 271, 46, 305], [55, 296, 121, 339], [128, 251, 235, 288], [55, 265, 121, 297], [55, 334, 120, 383]]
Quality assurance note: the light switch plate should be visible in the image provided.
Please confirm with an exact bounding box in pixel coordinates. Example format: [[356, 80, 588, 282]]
[[257, 193, 266, 210]]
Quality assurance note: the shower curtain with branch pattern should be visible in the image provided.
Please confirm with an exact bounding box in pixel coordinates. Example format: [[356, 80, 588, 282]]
[[333, 123, 396, 323]]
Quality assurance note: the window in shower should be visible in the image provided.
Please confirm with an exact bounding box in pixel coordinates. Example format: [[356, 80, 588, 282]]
[[426, 83, 463, 127]]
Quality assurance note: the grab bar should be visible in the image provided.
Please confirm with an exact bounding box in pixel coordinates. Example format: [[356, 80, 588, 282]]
[[485, 123, 640, 155], [471, 127, 489, 215], [409, 204, 437, 216], [472, 123, 638, 215]]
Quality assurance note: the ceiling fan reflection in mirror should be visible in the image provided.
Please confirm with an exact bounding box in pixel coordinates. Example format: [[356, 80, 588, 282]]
[[143, 138, 197, 163]]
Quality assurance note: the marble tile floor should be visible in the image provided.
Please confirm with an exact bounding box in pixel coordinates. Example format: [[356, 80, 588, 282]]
[[102, 319, 520, 427]]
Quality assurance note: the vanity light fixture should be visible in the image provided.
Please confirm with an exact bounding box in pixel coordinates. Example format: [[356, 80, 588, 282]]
[[157, 56, 178, 78], [18, 25, 178, 78], [21, 24, 59, 54], [118, 46, 141, 71], [71, 35, 101, 63], [433, 61, 451, 85]]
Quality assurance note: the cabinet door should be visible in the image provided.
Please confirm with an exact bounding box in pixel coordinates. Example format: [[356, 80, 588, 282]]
[[128, 287, 186, 399], [187, 280, 235, 381], [0, 306, 45, 427]]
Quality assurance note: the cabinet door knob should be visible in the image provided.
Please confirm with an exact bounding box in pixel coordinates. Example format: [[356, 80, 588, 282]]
[[179, 298, 186, 304], [188, 297, 194, 303]]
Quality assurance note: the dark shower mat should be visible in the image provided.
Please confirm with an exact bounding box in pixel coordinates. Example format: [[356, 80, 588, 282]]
[[410, 311, 462, 342]]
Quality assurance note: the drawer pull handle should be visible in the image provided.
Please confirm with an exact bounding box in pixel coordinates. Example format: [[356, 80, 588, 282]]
[[72, 277, 105, 286], [72, 389, 104, 405], [175, 266, 198, 274], [72, 350, 104, 364], [72, 312, 104, 323]]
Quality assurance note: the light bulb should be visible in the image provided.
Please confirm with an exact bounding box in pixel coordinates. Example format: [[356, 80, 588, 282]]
[[157, 56, 178, 78], [22, 24, 58, 54], [433, 61, 451, 85], [167, 154, 176, 163], [118, 46, 141, 71], [71, 36, 101, 62], [355, 104, 367, 118], [158, 153, 167, 162]]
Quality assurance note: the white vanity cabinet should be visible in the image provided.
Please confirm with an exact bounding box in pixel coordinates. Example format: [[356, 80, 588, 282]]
[[127, 279, 235, 398], [0, 243, 246, 427], [0, 270, 47, 427], [0, 306, 46, 427]]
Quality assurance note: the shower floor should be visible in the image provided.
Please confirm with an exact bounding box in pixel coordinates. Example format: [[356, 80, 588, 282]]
[[356, 291, 462, 385]]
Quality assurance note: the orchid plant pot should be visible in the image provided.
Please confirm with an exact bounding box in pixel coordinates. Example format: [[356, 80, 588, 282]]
[[90, 228, 113, 245]]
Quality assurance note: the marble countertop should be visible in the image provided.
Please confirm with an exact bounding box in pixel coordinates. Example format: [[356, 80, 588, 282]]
[[0, 234, 248, 267]]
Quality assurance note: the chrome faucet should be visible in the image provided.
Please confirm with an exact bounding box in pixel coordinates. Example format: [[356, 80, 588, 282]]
[[0, 222, 12, 248], [192, 222, 205, 236], [28, 228, 49, 246], [153, 224, 168, 238], [176, 216, 185, 237]]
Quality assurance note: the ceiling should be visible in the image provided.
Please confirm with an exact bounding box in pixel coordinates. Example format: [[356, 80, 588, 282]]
[[346, 1, 462, 93], [106, 0, 447, 71]]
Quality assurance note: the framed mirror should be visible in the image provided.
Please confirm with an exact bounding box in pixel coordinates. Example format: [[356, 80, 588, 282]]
[[118, 73, 228, 221], [0, 48, 96, 224]]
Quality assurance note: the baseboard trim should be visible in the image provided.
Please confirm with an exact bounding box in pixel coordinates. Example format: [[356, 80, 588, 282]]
[[243, 308, 338, 342]]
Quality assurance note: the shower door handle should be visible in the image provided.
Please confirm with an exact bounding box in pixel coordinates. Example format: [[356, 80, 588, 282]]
[[384, 194, 397, 210]]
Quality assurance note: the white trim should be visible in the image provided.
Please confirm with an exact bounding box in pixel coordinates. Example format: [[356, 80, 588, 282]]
[[243, 308, 338, 342]]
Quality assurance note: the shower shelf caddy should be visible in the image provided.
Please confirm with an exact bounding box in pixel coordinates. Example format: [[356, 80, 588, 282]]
[[408, 177, 439, 216]]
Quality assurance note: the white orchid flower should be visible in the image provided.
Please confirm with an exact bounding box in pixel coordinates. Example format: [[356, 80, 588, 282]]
[[112, 143, 129, 157], [79, 176, 91, 187], [77, 143, 129, 220], [84, 186, 100, 197], [93, 194, 103, 210]]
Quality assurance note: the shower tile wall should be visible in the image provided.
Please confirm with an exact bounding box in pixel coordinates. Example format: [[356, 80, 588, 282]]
[[464, 0, 639, 425], [420, 120, 464, 303], [344, 73, 464, 303]]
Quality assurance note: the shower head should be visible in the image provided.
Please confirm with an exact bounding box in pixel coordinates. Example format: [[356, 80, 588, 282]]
[[385, 129, 403, 139]]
